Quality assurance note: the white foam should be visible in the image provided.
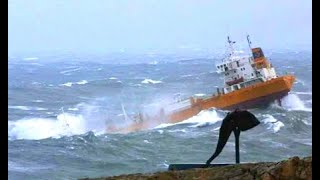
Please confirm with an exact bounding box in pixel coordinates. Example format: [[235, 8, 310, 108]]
[[61, 82, 73, 87], [143, 140, 152, 144], [8, 112, 105, 140], [60, 67, 81, 74], [302, 119, 312, 126], [8, 106, 47, 111], [154, 123, 173, 129], [168, 129, 187, 133], [295, 79, 306, 86], [281, 94, 312, 112], [141, 79, 162, 84], [262, 115, 284, 133], [76, 80, 88, 85], [181, 74, 193, 77], [213, 127, 220, 131], [149, 61, 158, 65], [109, 77, 118, 80], [23, 57, 38, 61], [34, 107, 47, 111], [295, 92, 312, 95], [8, 106, 30, 110], [8, 113, 86, 140], [194, 93, 206, 97], [154, 109, 222, 129], [68, 107, 79, 111], [60, 80, 88, 87]]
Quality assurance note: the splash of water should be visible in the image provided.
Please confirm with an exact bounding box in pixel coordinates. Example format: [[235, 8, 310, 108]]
[[262, 115, 284, 133], [8, 103, 110, 140], [281, 93, 312, 112], [8, 113, 88, 140], [154, 109, 223, 129]]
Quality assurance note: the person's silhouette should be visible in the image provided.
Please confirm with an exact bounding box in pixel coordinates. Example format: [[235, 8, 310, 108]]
[[205, 109, 260, 167]]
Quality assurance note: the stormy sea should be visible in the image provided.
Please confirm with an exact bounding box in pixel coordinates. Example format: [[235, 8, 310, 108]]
[[8, 50, 312, 179]]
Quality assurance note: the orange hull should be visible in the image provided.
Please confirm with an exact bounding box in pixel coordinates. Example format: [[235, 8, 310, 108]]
[[168, 75, 295, 123], [107, 75, 295, 133]]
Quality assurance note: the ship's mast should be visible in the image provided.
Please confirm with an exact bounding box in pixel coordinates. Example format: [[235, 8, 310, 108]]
[[227, 36, 236, 60], [246, 35, 252, 50]]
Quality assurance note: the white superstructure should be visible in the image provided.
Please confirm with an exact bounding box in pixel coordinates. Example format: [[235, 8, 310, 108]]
[[215, 36, 277, 94]]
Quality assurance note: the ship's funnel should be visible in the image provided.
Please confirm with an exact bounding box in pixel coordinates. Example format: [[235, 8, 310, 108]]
[[252, 47, 265, 60]]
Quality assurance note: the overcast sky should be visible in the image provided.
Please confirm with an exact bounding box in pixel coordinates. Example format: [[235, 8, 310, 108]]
[[8, 0, 312, 54]]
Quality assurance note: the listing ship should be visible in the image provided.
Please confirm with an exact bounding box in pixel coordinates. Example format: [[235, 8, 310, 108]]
[[107, 36, 295, 133]]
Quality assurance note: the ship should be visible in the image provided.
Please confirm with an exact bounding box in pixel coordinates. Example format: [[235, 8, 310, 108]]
[[106, 36, 295, 133]]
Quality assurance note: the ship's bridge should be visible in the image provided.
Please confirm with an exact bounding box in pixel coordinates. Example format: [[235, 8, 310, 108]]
[[216, 54, 251, 74]]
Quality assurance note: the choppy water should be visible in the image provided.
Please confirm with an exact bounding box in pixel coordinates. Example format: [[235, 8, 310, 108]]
[[8, 50, 312, 179]]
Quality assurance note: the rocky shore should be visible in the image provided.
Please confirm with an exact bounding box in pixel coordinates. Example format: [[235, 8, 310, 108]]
[[80, 156, 311, 180]]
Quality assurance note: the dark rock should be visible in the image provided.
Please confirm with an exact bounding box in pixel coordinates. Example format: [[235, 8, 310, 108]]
[[80, 156, 311, 180]]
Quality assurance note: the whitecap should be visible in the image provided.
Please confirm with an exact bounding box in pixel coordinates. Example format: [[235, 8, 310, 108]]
[[23, 57, 38, 61], [143, 140, 152, 144], [61, 82, 73, 87], [68, 108, 79, 111], [281, 94, 312, 112], [141, 79, 162, 84], [8, 112, 105, 140], [8, 113, 86, 140], [154, 109, 222, 129], [76, 80, 88, 85], [194, 93, 206, 97], [60, 67, 81, 74], [262, 115, 284, 133], [8, 106, 47, 111], [149, 61, 158, 65], [8, 106, 30, 110], [295, 92, 312, 95]]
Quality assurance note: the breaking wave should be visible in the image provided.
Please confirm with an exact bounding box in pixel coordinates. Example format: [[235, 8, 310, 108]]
[[262, 115, 284, 133], [60, 80, 88, 87], [281, 94, 312, 112], [154, 109, 223, 129], [141, 79, 162, 84]]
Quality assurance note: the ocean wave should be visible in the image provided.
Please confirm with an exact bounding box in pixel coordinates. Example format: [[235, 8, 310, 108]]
[[153, 109, 222, 129], [262, 115, 284, 133], [8, 112, 105, 140], [23, 57, 38, 61], [60, 80, 88, 87], [77, 80, 88, 85], [148, 61, 158, 65], [8, 106, 47, 111], [181, 74, 193, 78], [281, 94, 312, 112], [32, 100, 44, 103], [60, 67, 82, 74], [295, 92, 312, 95], [141, 79, 162, 84], [194, 93, 206, 97], [68, 107, 79, 111]]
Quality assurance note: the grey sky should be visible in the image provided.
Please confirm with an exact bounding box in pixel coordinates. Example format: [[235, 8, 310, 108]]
[[8, 0, 311, 54]]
